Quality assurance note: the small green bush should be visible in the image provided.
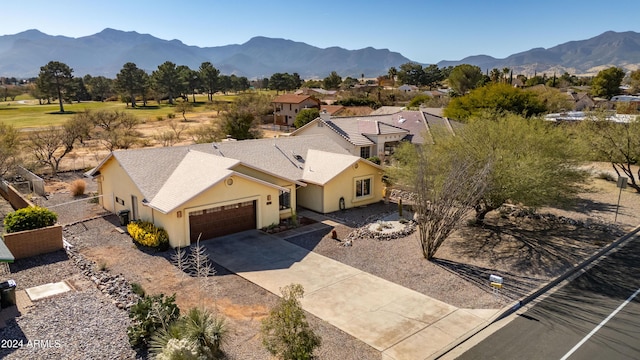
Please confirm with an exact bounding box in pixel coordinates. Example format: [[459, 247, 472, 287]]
[[131, 282, 146, 298], [128, 293, 180, 348], [3, 206, 57, 233], [127, 220, 170, 250], [367, 156, 381, 165]]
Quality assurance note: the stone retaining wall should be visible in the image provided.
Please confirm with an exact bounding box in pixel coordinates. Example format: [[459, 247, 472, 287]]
[[3, 225, 63, 259]]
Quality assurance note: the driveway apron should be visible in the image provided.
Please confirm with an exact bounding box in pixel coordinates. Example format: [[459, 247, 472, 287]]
[[205, 230, 496, 360]]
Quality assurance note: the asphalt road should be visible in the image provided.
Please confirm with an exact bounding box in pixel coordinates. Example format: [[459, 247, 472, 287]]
[[457, 234, 640, 360]]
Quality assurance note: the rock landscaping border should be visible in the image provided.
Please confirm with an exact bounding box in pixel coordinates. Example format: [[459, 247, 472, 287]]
[[66, 246, 141, 311]]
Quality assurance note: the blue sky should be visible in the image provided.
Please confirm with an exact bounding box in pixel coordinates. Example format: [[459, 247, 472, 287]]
[[4, 0, 639, 64]]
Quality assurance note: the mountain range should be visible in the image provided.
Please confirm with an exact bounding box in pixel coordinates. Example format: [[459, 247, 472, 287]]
[[0, 29, 639, 79]]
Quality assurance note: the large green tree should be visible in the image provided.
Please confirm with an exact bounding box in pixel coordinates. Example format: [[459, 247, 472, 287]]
[[397, 62, 425, 86], [294, 108, 320, 129], [444, 83, 546, 121], [447, 64, 484, 95], [178, 65, 200, 102], [151, 61, 183, 104], [269, 72, 300, 93], [115, 62, 147, 107], [84, 75, 114, 101], [37, 61, 74, 112], [199, 62, 220, 101], [441, 112, 588, 220], [590, 67, 625, 99], [322, 71, 342, 90]]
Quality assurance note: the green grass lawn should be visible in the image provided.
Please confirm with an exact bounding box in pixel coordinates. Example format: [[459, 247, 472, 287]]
[[0, 94, 237, 129]]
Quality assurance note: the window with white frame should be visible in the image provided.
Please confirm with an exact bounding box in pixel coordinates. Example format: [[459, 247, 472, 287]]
[[360, 146, 371, 159], [355, 177, 372, 198]]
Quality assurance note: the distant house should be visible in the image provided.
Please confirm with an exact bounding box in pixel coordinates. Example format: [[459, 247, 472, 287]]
[[567, 91, 595, 111], [272, 94, 321, 126], [290, 110, 459, 160], [398, 84, 419, 93], [320, 104, 345, 116], [295, 88, 337, 97], [89, 134, 383, 247]]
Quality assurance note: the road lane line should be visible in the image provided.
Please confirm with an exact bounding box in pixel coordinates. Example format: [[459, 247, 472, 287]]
[[560, 287, 640, 360]]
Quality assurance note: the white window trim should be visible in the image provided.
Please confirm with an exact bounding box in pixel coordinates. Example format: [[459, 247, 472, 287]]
[[354, 176, 373, 201]]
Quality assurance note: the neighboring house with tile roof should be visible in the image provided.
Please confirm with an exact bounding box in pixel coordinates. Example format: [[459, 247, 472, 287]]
[[289, 110, 459, 160], [320, 104, 345, 116], [89, 134, 382, 247], [272, 94, 321, 126]]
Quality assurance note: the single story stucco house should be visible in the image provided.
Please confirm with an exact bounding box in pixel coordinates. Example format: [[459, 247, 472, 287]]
[[89, 134, 383, 248]]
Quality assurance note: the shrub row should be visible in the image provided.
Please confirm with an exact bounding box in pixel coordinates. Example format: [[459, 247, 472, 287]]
[[3, 206, 57, 233], [127, 220, 169, 250]]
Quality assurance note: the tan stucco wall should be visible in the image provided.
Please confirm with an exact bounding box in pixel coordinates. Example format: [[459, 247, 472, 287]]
[[162, 175, 281, 248], [293, 121, 357, 155], [277, 99, 320, 125], [297, 183, 324, 213], [322, 160, 383, 213], [233, 164, 297, 219], [298, 160, 383, 213], [98, 157, 151, 222]]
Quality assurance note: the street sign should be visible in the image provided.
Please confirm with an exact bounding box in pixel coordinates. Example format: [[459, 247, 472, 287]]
[[617, 176, 628, 189]]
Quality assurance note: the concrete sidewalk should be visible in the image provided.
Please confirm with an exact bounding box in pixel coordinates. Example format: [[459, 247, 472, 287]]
[[205, 230, 499, 360]]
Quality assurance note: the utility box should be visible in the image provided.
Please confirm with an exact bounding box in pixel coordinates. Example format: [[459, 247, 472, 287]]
[[117, 209, 130, 226], [0, 279, 17, 308]]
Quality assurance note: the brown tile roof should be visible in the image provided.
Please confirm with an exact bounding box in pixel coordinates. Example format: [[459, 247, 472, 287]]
[[273, 94, 320, 104], [321, 105, 345, 115]]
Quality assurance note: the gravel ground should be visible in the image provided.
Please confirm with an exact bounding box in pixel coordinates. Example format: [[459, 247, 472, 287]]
[[0, 287, 138, 360]]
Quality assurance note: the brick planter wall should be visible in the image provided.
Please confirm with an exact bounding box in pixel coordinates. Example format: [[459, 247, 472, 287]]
[[3, 224, 63, 259]]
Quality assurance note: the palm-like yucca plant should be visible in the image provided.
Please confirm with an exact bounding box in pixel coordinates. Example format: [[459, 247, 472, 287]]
[[182, 307, 227, 358], [149, 307, 228, 359]]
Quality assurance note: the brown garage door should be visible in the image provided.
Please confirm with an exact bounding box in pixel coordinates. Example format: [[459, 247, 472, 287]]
[[189, 201, 256, 243]]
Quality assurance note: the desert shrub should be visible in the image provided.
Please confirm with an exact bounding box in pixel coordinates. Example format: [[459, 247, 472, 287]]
[[3, 206, 57, 233], [367, 156, 381, 165], [597, 171, 616, 182], [70, 179, 86, 196], [261, 284, 321, 360], [167, 113, 176, 119], [127, 293, 180, 348], [150, 307, 227, 359], [127, 220, 170, 250], [131, 282, 146, 298]]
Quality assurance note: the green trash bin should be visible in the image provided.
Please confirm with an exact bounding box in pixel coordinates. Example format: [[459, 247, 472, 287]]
[[0, 279, 16, 308], [118, 210, 130, 226]]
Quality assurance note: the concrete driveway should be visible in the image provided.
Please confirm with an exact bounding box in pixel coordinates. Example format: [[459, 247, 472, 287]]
[[205, 230, 498, 360]]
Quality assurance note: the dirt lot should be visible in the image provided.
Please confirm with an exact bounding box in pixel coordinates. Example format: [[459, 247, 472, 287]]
[[53, 110, 285, 174], [3, 168, 639, 359]]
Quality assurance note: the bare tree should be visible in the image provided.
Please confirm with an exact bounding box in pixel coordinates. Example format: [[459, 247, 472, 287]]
[[26, 124, 81, 175], [0, 122, 20, 177], [411, 150, 491, 260], [581, 112, 640, 192], [91, 110, 142, 151]]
